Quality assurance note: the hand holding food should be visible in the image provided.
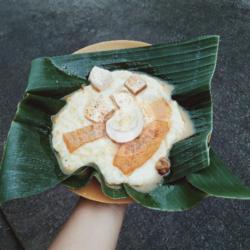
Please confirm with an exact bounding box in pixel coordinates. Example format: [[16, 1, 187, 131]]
[[1, 36, 250, 212]]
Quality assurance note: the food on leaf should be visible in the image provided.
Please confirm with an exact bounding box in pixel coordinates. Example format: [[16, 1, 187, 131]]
[[113, 120, 169, 175], [111, 90, 134, 108], [155, 157, 171, 176], [106, 107, 144, 143], [88, 66, 113, 91], [149, 99, 172, 122], [2, 36, 235, 212], [84, 95, 116, 123], [52, 68, 194, 192], [63, 123, 105, 153], [124, 74, 147, 95]]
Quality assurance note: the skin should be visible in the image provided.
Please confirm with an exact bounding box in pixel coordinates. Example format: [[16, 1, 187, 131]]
[[49, 199, 127, 250]]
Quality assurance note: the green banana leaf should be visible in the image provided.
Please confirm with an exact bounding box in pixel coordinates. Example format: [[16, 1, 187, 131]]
[[2, 35, 249, 211], [0, 121, 66, 202], [63, 164, 128, 199], [124, 180, 207, 211], [187, 149, 250, 199]]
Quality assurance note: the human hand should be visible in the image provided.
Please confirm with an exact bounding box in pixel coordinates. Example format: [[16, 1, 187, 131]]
[[49, 198, 127, 250]]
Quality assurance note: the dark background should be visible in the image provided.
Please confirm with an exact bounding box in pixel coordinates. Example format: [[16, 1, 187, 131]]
[[1, 0, 250, 249]]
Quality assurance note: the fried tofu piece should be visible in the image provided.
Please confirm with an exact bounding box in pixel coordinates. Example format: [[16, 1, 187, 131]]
[[88, 66, 113, 91], [85, 95, 116, 123], [63, 123, 105, 153], [124, 75, 147, 95], [113, 120, 169, 175]]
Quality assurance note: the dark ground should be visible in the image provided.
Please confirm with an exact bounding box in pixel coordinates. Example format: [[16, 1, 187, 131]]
[[0, 0, 250, 249]]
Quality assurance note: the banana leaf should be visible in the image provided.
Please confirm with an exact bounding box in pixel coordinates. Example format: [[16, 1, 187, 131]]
[[187, 149, 250, 199], [63, 164, 128, 199], [2, 35, 248, 211], [124, 180, 207, 211]]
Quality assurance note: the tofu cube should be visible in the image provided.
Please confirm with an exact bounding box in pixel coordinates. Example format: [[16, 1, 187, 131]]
[[88, 66, 113, 91], [85, 95, 116, 122], [124, 75, 147, 95]]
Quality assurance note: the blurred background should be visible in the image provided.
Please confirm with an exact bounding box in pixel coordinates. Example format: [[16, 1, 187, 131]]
[[0, 0, 250, 249]]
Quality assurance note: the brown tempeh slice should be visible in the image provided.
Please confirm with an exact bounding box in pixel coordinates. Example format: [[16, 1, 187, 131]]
[[113, 120, 169, 175], [63, 123, 105, 153], [124, 75, 147, 95]]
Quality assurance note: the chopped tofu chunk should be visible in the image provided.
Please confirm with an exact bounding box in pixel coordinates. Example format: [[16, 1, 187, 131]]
[[88, 66, 113, 91], [124, 75, 147, 95], [85, 95, 116, 123], [113, 120, 169, 175], [111, 90, 134, 108], [63, 123, 105, 153]]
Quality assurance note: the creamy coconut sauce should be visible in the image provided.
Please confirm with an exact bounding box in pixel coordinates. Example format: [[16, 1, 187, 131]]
[[51, 69, 195, 192]]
